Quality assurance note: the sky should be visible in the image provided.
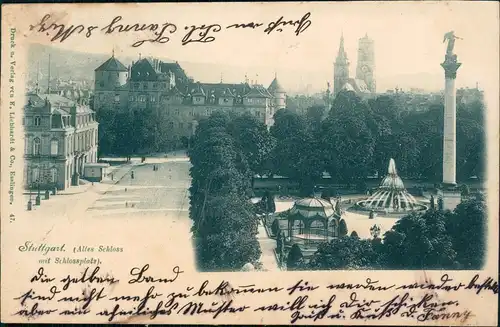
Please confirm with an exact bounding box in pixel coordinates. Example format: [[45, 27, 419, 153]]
[[10, 1, 500, 93]]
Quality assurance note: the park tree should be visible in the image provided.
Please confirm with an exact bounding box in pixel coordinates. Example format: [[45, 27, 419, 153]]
[[460, 184, 470, 198], [227, 113, 276, 176], [305, 105, 327, 130], [270, 109, 323, 194], [382, 210, 456, 269], [113, 112, 136, 157], [254, 191, 276, 215], [308, 235, 381, 270], [271, 218, 280, 236], [403, 106, 444, 181], [321, 91, 375, 184], [196, 229, 261, 271], [338, 219, 348, 237], [96, 108, 118, 156], [437, 197, 444, 211], [446, 196, 486, 269], [189, 113, 261, 271], [287, 244, 304, 270], [456, 117, 485, 180]]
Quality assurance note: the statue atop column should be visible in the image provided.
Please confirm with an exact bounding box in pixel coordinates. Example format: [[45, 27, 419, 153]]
[[443, 31, 462, 57], [441, 31, 462, 79]]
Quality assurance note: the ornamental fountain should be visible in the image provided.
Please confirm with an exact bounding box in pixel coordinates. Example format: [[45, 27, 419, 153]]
[[356, 158, 427, 214]]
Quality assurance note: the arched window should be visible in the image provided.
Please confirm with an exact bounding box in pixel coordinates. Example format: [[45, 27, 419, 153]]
[[50, 139, 58, 156], [33, 137, 41, 155], [34, 116, 41, 126], [51, 167, 58, 183]]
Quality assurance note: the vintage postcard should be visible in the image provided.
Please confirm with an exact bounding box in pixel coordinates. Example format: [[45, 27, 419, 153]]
[[1, 1, 498, 325]]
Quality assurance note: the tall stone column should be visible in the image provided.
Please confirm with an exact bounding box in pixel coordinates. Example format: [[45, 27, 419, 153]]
[[438, 52, 462, 211], [440, 54, 461, 186]]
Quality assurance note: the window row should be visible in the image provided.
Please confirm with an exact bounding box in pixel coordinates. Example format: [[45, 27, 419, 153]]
[[132, 82, 169, 90], [29, 130, 98, 156], [30, 114, 93, 128], [162, 108, 264, 117], [29, 167, 58, 184]]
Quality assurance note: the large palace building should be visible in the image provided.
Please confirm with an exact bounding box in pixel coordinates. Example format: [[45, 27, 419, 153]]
[[93, 54, 287, 140], [23, 92, 98, 191]]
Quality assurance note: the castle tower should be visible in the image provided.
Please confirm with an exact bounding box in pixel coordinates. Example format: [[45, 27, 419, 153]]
[[93, 51, 128, 112], [334, 33, 350, 95], [356, 33, 376, 93], [268, 74, 286, 110]]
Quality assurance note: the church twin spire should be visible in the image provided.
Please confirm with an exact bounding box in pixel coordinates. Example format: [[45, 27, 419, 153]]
[[336, 32, 349, 64]]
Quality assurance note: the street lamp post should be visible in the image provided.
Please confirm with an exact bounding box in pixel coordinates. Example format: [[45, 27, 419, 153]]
[[27, 163, 32, 210], [35, 152, 41, 205]]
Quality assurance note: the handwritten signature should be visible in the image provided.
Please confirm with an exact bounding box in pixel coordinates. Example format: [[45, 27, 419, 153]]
[[27, 12, 312, 47]]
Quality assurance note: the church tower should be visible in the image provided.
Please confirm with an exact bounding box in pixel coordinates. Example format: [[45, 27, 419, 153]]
[[356, 34, 376, 93], [334, 33, 350, 96]]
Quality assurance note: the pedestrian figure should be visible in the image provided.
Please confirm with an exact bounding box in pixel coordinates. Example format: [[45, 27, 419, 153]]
[[111, 173, 114, 181], [126, 202, 128, 207], [92, 182, 94, 186], [131, 171, 135, 179], [125, 188, 127, 192]]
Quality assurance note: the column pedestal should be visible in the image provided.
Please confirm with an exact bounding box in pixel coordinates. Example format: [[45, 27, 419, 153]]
[[437, 186, 461, 211]]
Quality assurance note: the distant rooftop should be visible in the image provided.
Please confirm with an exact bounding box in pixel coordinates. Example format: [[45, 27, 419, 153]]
[[95, 56, 128, 72]]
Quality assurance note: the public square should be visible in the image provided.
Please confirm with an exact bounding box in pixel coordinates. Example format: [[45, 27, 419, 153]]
[[22, 152, 199, 271]]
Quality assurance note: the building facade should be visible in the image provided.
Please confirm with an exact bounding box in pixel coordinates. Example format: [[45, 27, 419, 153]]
[[334, 33, 376, 97], [24, 93, 98, 191], [93, 56, 287, 140]]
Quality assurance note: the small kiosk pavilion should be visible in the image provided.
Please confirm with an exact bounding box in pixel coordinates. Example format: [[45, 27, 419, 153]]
[[286, 197, 341, 246]]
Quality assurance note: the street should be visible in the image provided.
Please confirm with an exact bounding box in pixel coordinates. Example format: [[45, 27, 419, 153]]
[[88, 160, 191, 217]]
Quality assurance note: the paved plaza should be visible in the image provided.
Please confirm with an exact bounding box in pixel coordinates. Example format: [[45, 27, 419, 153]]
[[21, 153, 197, 271]]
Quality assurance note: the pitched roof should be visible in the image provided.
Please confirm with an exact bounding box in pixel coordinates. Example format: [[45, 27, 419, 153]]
[[185, 82, 251, 98], [245, 85, 271, 98], [268, 77, 285, 93], [343, 78, 370, 94], [25, 93, 94, 114], [95, 56, 128, 72]]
